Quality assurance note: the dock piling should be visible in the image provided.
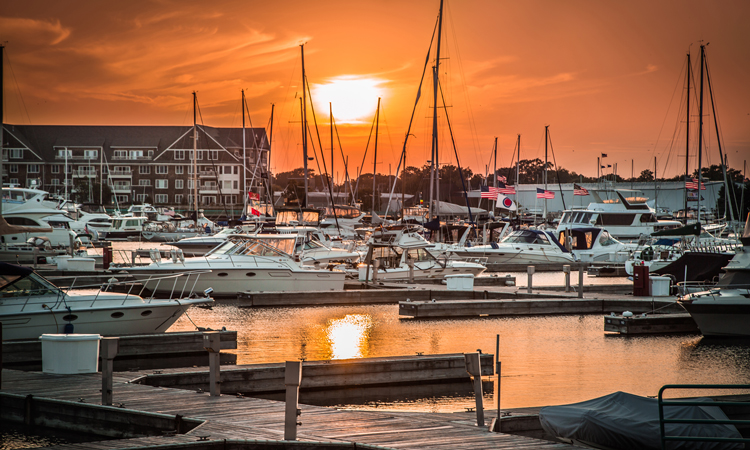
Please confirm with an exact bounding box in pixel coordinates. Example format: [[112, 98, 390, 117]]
[[100, 337, 119, 406], [495, 335, 501, 426], [578, 265, 584, 298], [372, 259, 380, 284], [464, 352, 485, 427], [203, 332, 222, 397], [407, 258, 414, 284], [284, 360, 303, 441], [563, 265, 571, 292], [527, 266, 535, 293]]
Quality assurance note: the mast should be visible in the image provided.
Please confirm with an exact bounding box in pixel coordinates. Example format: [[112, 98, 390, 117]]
[[544, 125, 548, 221], [493, 137, 498, 211], [654, 156, 658, 215], [696, 44, 705, 224], [0, 45, 3, 203], [428, 0, 444, 221], [684, 51, 691, 218], [372, 98, 381, 218], [242, 89, 247, 216], [192, 92, 199, 228], [301, 45, 309, 205], [330, 102, 334, 202], [268, 103, 275, 213]]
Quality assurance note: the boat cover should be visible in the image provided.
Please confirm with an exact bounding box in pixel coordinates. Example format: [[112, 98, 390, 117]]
[[539, 391, 742, 450], [654, 252, 734, 283], [0, 261, 34, 277]]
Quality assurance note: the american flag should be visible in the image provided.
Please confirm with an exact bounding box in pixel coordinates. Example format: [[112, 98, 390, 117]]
[[685, 177, 705, 190], [480, 185, 499, 198], [573, 184, 589, 196], [497, 181, 516, 194], [497, 175, 507, 183], [536, 188, 555, 199]]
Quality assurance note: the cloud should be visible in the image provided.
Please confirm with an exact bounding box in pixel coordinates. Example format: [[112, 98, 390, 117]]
[[0, 17, 71, 45]]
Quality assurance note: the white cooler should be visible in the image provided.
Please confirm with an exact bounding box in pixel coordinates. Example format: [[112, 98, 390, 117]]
[[650, 276, 671, 297], [445, 274, 475, 290], [39, 334, 101, 374]]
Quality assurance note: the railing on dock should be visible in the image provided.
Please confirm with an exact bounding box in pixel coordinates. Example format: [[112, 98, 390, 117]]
[[658, 384, 750, 450]]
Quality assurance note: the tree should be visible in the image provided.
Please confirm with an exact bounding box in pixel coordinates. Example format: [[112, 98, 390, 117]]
[[637, 169, 654, 182], [71, 178, 112, 205]]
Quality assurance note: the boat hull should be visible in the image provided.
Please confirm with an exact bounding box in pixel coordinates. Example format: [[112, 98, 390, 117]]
[[680, 296, 750, 337]]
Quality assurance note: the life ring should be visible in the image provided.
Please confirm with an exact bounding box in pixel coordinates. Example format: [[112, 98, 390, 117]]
[[640, 246, 654, 262]]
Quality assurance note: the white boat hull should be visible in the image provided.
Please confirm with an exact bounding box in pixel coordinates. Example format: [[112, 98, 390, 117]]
[[680, 291, 750, 337], [450, 248, 575, 266]]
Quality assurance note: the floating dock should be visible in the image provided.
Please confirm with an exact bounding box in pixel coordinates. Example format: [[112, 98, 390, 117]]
[[603, 312, 699, 334]]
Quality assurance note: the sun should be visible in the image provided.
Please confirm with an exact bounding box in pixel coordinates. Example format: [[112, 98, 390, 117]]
[[312, 76, 384, 124]]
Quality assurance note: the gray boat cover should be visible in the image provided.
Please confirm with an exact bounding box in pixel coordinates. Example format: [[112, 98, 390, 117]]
[[539, 391, 743, 450]]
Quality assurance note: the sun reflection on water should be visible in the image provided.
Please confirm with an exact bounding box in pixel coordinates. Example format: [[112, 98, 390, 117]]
[[325, 314, 373, 360]]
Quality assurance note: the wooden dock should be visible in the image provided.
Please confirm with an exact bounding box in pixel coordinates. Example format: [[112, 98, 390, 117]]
[[398, 298, 684, 319], [603, 312, 700, 334], [0, 369, 571, 449]]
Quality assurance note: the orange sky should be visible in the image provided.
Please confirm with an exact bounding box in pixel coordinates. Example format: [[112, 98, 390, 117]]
[[2, 0, 749, 182]]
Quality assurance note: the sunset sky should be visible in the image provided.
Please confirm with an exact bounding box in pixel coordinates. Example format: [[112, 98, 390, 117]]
[[2, 0, 749, 183]]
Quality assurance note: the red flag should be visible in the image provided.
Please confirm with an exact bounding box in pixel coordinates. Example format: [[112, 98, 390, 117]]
[[251, 208, 260, 216], [248, 191, 260, 200]]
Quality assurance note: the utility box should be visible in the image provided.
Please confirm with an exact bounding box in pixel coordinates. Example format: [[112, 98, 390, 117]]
[[55, 255, 71, 270], [67, 257, 95, 271], [650, 276, 671, 297], [446, 274, 475, 290], [633, 264, 650, 296], [40, 334, 101, 374]]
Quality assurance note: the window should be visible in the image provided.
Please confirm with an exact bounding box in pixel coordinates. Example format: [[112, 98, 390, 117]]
[[10, 149, 23, 159], [51, 165, 60, 174], [115, 195, 128, 203], [138, 179, 151, 186], [129, 150, 144, 159], [113, 150, 127, 159], [175, 166, 184, 175], [175, 179, 184, 189], [210, 150, 218, 161], [135, 194, 148, 203], [9, 178, 19, 185], [202, 196, 216, 205], [155, 194, 168, 204], [84, 150, 98, 159], [9, 164, 18, 173], [223, 180, 232, 189], [27, 164, 40, 174], [56, 149, 70, 159], [51, 179, 60, 185], [188, 179, 194, 189], [234, 166, 239, 175], [233, 180, 238, 189], [156, 179, 168, 189], [139, 166, 150, 174], [156, 165, 168, 174], [175, 194, 183, 204], [174, 150, 185, 160], [189, 151, 203, 160]]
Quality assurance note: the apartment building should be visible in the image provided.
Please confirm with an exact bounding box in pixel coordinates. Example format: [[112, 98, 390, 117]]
[[1, 124, 268, 207]]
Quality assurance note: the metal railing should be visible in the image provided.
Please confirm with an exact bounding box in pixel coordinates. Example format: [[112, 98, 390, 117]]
[[658, 384, 750, 449]]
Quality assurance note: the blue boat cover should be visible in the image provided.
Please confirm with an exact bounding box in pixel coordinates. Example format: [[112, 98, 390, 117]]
[[539, 391, 742, 450]]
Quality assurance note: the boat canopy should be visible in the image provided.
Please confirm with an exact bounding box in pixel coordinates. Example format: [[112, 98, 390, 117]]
[[652, 222, 701, 237], [540, 391, 743, 450]]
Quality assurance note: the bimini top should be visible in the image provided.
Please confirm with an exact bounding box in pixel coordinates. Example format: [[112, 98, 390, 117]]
[[0, 262, 34, 278]]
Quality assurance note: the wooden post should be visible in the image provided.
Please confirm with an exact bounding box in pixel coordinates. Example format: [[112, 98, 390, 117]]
[[464, 352, 485, 426], [578, 265, 584, 299], [407, 258, 414, 284], [203, 332, 221, 397], [527, 266, 535, 293], [284, 360, 303, 441], [1, 323, 3, 389], [495, 335, 501, 423], [372, 259, 380, 283], [100, 337, 119, 406], [563, 265, 571, 292]]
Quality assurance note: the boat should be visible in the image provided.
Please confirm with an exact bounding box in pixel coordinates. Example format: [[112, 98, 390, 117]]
[[167, 226, 247, 256], [555, 190, 682, 240], [0, 262, 213, 341], [353, 225, 486, 281], [122, 234, 347, 296], [448, 229, 575, 270], [558, 227, 637, 264], [678, 216, 750, 337]]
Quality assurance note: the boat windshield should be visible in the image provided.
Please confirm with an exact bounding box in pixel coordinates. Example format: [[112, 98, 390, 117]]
[[206, 237, 292, 258], [501, 231, 550, 245], [0, 272, 59, 297], [406, 248, 434, 262]]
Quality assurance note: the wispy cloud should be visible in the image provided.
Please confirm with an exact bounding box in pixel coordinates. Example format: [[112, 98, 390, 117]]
[[0, 17, 71, 45]]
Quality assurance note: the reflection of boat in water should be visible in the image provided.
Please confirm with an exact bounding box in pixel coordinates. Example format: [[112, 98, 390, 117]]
[[0, 262, 212, 341], [124, 235, 346, 296], [678, 217, 750, 337]]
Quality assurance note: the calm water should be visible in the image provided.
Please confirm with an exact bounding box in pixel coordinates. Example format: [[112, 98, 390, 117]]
[[168, 304, 750, 412]]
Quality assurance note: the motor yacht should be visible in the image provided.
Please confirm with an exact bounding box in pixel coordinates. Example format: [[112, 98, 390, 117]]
[[122, 235, 346, 296], [0, 262, 212, 341]]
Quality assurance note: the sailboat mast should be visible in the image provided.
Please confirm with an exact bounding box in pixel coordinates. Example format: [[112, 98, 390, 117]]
[[192, 91, 199, 227], [684, 51, 691, 218], [696, 44, 705, 223], [428, 0, 444, 221], [330, 102, 334, 197], [242, 89, 247, 216], [268, 103, 275, 213], [301, 45, 309, 205], [493, 137, 498, 211], [544, 125, 549, 221], [372, 98, 381, 218]]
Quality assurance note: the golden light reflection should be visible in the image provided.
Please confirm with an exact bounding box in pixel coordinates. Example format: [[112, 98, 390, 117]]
[[325, 314, 373, 360], [312, 76, 385, 123]]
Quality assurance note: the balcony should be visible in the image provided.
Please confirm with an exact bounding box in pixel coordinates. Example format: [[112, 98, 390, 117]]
[[108, 170, 132, 178], [199, 170, 217, 178], [55, 154, 90, 160], [112, 155, 153, 161], [73, 169, 97, 177], [111, 185, 132, 193]]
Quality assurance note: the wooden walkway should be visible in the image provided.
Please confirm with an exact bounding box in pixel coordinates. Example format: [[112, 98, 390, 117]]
[[1, 369, 572, 449]]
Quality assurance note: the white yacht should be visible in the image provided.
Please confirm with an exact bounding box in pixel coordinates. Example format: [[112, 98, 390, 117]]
[[678, 220, 750, 337], [448, 229, 575, 269], [123, 235, 346, 296], [558, 227, 636, 264], [556, 191, 681, 240], [0, 262, 212, 341], [353, 225, 486, 281]]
